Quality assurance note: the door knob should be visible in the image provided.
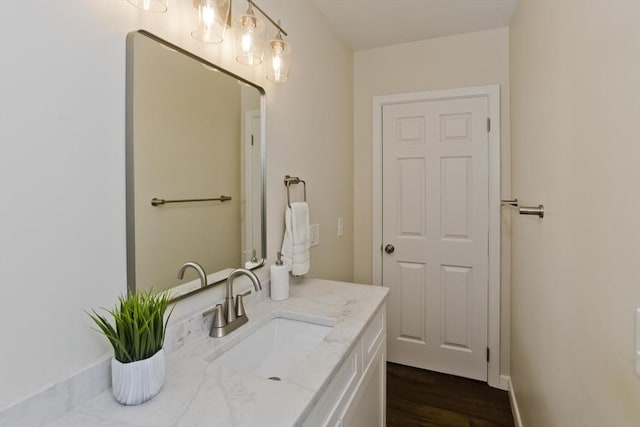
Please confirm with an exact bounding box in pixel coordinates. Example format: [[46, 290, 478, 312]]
[[384, 244, 395, 254]]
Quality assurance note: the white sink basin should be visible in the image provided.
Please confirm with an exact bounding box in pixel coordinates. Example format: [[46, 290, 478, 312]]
[[210, 317, 333, 380]]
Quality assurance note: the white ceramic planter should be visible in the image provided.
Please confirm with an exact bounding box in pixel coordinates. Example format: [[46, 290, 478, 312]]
[[111, 349, 166, 405]]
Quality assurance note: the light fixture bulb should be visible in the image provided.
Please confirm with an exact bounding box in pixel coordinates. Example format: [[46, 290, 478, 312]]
[[191, 0, 230, 44], [242, 33, 252, 52], [126, 0, 168, 13], [273, 54, 282, 73], [202, 4, 214, 26]]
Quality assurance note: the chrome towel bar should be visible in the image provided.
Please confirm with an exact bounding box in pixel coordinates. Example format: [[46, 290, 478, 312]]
[[151, 196, 232, 206], [501, 199, 544, 218]]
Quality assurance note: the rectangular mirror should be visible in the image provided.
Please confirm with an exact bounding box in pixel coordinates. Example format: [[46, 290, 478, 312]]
[[126, 30, 266, 300]]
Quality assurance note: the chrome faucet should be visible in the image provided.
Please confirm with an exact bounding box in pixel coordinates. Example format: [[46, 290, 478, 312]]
[[177, 262, 208, 289], [203, 268, 262, 338]]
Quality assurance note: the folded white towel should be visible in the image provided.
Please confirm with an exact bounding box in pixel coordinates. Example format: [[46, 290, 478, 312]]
[[281, 202, 311, 276]]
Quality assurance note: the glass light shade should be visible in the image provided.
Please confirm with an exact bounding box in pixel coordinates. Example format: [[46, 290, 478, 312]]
[[232, 6, 265, 66], [191, 0, 230, 44], [126, 0, 168, 13], [266, 34, 291, 83]]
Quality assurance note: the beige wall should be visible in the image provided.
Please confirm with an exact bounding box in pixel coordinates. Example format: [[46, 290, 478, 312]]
[[0, 0, 353, 409], [353, 27, 511, 374], [262, 1, 354, 283], [509, 2, 640, 426]]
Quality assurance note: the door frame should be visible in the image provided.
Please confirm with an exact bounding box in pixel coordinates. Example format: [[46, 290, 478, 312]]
[[243, 109, 262, 263], [372, 85, 502, 388]]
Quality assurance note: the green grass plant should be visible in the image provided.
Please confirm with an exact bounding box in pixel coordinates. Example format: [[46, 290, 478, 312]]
[[88, 290, 174, 363]]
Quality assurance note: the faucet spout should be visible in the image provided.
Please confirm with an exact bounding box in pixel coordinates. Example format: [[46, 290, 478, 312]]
[[217, 268, 262, 327], [177, 262, 208, 289], [225, 268, 262, 296]]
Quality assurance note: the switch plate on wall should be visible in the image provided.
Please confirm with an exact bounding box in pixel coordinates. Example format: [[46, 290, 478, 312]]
[[311, 224, 320, 247]]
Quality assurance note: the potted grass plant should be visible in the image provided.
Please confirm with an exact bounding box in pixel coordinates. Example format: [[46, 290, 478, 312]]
[[88, 290, 174, 405]]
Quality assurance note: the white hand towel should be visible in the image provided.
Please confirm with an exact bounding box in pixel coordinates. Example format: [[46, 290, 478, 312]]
[[281, 202, 311, 276]]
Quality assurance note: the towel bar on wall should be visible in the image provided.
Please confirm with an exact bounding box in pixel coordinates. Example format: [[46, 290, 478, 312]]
[[501, 199, 544, 218], [151, 196, 232, 206], [284, 175, 307, 208]]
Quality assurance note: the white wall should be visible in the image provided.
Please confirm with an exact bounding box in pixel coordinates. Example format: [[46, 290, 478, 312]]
[[0, 0, 353, 409], [353, 27, 511, 374], [509, 2, 640, 426]]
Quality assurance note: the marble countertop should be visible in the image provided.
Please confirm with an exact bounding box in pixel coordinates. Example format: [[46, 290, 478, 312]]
[[42, 279, 388, 427]]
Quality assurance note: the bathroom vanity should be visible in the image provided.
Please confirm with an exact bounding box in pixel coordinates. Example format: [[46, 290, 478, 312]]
[[15, 279, 388, 427]]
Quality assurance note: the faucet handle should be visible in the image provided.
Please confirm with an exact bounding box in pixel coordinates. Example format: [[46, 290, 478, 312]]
[[212, 304, 227, 328], [235, 290, 251, 317], [202, 304, 227, 328]]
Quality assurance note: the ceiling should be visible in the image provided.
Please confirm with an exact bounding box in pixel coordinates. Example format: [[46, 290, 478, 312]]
[[308, 0, 518, 50]]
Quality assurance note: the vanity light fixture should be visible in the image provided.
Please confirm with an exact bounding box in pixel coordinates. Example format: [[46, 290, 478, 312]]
[[127, 0, 292, 82], [266, 25, 291, 83], [232, 1, 266, 65], [126, 0, 168, 13], [191, 0, 231, 44]]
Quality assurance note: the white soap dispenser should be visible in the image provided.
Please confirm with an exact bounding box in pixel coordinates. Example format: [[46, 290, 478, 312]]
[[270, 252, 289, 301]]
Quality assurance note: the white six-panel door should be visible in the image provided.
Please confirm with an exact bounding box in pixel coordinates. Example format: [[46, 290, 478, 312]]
[[382, 96, 489, 381]]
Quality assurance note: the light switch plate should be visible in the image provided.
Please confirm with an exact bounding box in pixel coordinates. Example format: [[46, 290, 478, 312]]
[[311, 224, 320, 247]]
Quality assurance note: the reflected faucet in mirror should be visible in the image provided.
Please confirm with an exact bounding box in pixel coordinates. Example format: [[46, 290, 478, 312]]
[[177, 262, 208, 289]]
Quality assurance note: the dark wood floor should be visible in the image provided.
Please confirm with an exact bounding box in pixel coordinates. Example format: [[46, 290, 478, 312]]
[[387, 362, 515, 427]]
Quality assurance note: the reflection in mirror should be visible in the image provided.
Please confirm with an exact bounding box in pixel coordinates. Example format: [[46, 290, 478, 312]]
[[126, 30, 266, 301]]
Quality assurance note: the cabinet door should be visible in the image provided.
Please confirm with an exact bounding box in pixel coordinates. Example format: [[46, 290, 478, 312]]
[[340, 339, 386, 427], [302, 346, 361, 427]]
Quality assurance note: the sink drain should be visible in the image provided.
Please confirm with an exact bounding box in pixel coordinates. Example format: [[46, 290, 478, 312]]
[[268, 376, 281, 381]]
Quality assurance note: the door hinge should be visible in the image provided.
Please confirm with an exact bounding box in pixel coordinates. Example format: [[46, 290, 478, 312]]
[[251, 134, 254, 146], [486, 118, 491, 133], [486, 347, 490, 362]]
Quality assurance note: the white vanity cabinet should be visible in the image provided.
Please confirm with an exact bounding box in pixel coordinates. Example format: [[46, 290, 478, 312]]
[[302, 305, 387, 427]]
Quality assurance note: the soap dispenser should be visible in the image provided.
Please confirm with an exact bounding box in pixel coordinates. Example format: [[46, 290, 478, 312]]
[[270, 252, 289, 301]]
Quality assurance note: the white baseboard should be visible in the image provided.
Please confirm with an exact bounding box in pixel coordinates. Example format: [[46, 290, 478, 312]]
[[499, 374, 510, 390], [506, 376, 524, 427]]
